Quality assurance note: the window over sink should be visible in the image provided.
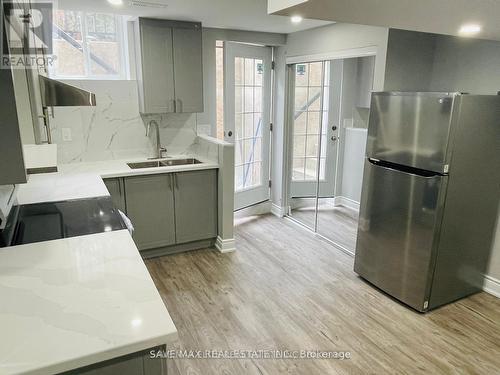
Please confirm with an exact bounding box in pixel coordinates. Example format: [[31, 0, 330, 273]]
[[48, 10, 128, 79]]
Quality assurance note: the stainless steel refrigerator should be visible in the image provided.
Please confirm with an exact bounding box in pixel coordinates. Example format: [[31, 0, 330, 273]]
[[354, 92, 500, 312]]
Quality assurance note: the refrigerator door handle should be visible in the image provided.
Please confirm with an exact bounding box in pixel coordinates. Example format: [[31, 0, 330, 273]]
[[367, 158, 444, 178]]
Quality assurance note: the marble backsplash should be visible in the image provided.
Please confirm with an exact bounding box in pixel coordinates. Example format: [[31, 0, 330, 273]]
[[50, 80, 200, 164]]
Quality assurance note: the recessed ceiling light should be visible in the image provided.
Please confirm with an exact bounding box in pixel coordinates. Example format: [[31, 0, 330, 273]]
[[291, 15, 303, 24], [107, 0, 124, 6], [131, 318, 142, 327], [458, 23, 481, 36]]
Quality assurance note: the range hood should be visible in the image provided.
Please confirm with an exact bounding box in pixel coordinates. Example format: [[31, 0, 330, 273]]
[[39, 76, 96, 107]]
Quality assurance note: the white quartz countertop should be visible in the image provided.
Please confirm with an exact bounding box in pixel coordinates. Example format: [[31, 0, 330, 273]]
[[58, 155, 219, 179], [0, 230, 177, 375], [16, 155, 219, 205], [0, 154, 220, 373], [16, 172, 110, 206]]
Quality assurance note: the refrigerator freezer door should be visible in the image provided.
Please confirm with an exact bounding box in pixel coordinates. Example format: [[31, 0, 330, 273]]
[[354, 159, 447, 311], [367, 92, 457, 173]]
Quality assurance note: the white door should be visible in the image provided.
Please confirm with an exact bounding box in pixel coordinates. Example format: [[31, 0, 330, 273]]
[[224, 42, 272, 210]]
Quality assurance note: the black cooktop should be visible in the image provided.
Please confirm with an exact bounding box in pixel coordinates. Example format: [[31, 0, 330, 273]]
[[0, 197, 126, 247]]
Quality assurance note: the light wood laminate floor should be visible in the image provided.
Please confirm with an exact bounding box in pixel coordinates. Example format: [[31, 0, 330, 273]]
[[146, 214, 500, 375], [291, 200, 359, 251]]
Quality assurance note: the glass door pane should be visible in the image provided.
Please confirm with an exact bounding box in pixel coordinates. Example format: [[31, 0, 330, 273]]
[[234, 57, 264, 191], [316, 59, 342, 242], [225, 42, 272, 210], [288, 61, 326, 230]]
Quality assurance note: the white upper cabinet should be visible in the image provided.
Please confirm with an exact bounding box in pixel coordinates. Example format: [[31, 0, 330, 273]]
[[135, 18, 204, 114]]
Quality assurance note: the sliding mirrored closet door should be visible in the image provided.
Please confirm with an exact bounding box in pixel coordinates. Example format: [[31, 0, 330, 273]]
[[287, 56, 375, 253], [288, 60, 338, 230]]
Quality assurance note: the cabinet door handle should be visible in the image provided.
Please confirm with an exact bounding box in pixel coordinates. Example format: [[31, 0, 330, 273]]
[[174, 174, 179, 189], [172, 99, 176, 113], [177, 99, 182, 113], [118, 179, 122, 196], [167, 174, 172, 190]]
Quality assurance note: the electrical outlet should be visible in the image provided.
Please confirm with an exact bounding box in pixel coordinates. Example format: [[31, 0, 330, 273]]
[[62, 128, 72, 142]]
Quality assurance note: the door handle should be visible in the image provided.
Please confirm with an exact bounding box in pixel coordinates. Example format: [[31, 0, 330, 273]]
[[368, 158, 442, 178], [227, 130, 233, 137], [331, 136, 338, 142]]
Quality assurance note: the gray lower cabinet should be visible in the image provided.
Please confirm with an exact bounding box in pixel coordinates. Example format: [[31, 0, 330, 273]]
[[124, 174, 176, 250], [174, 170, 217, 243], [105, 170, 217, 252], [60, 345, 166, 375], [103, 178, 126, 212]]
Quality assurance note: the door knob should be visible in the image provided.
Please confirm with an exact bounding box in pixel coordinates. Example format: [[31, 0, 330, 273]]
[[331, 125, 337, 131], [227, 131, 233, 137], [331, 136, 338, 141]]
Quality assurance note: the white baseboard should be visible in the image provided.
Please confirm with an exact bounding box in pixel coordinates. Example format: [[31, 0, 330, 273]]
[[271, 203, 287, 218], [215, 236, 236, 253], [234, 201, 288, 218], [235, 201, 271, 217], [483, 274, 500, 298], [333, 196, 360, 211]]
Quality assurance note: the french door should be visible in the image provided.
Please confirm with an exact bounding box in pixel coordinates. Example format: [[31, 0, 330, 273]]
[[224, 42, 272, 210]]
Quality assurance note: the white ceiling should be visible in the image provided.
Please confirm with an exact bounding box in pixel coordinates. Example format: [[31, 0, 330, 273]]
[[57, 0, 331, 34], [268, 0, 500, 41]]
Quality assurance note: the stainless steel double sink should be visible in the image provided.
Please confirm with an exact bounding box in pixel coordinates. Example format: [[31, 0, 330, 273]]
[[127, 158, 202, 169]]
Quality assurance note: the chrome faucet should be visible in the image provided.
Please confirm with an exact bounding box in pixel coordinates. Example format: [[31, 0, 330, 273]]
[[146, 120, 167, 159]]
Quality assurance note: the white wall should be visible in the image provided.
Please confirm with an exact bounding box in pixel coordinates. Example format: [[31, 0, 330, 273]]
[[340, 128, 367, 202], [355, 56, 375, 107], [272, 23, 389, 210], [335, 56, 374, 203]]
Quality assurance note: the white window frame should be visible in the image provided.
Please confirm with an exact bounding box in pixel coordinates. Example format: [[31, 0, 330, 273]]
[[49, 11, 128, 80]]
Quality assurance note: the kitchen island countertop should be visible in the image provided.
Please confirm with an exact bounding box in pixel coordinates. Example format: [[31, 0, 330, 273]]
[[0, 230, 177, 375]]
